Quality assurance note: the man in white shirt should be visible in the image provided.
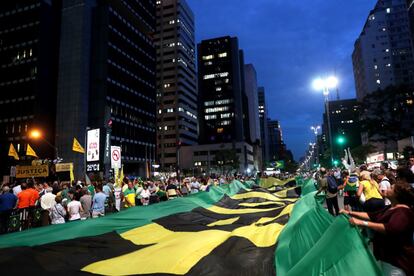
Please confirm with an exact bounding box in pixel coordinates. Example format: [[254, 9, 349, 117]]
[[409, 157, 414, 174], [377, 170, 391, 206], [190, 178, 201, 194]]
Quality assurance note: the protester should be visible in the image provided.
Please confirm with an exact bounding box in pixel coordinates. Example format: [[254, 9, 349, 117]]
[[80, 188, 92, 219], [342, 171, 360, 211], [190, 177, 201, 194], [396, 167, 414, 188], [357, 172, 385, 212], [123, 181, 136, 208], [374, 169, 391, 206], [92, 184, 106, 218], [49, 196, 66, 225], [342, 180, 414, 275], [17, 183, 31, 230], [166, 179, 181, 199], [40, 187, 55, 226], [0, 186, 17, 234], [67, 190, 83, 221], [140, 185, 151, 206], [316, 168, 340, 216]]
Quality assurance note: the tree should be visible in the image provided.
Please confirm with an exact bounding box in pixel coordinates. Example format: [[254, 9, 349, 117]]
[[350, 144, 376, 164], [361, 85, 414, 150]]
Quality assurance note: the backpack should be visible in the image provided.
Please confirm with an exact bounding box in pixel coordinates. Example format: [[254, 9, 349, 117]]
[[327, 176, 338, 194]]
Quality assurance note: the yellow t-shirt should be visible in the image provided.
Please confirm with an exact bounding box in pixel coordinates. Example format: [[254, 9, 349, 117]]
[[361, 180, 382, 201]]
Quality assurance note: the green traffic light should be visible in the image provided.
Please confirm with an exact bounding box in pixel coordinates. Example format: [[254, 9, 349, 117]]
[[333, 160, 339, 166], [336, 136, 346, 145]]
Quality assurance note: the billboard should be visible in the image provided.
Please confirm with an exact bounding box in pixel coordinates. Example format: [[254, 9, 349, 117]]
[[87, 129, 100, 162]]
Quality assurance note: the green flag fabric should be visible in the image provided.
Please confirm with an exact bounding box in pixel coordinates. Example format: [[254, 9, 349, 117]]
[[0, 180, 300, 275], [275, 178, 382, 276], [0, 178, 384, 275]]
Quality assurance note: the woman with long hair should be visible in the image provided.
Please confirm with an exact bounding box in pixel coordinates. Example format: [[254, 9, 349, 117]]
[[357, 172, 385, 212]]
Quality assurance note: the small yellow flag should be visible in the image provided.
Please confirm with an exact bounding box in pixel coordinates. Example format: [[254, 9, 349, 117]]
[[72, 138, 85, 153], [8, 143, 19, 160], [26, 144, 38, 158]]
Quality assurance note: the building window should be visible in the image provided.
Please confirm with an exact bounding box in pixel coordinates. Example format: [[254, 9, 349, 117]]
[[218, 52, 227, 58], [217, 128, 224, 133], [202, 55, 214, 60]]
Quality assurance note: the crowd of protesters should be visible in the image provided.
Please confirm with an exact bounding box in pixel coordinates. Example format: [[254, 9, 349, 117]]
[[314, 160, 414, 276], [0, 174, 236, 235]]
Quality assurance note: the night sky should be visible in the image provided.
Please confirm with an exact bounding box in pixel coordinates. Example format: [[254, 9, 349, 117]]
[[187, 0, 377, 160]]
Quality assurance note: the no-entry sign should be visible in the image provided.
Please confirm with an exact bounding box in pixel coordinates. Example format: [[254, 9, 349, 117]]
[[111, 146, 121, 169]]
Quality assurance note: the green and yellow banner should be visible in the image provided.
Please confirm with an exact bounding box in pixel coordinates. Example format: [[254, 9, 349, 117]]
[[0, 178, 382, 275]]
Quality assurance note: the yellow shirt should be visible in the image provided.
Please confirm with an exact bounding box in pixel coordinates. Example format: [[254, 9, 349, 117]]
[[361, 180, 382, 201]]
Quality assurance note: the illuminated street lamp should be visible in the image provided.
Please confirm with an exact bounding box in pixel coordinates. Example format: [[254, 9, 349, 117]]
[[312, 76, 338, 166], [29, 129, 60, 161]]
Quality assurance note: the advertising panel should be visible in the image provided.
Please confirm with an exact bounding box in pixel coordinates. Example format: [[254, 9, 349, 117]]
[[87, 129, 100, 162]]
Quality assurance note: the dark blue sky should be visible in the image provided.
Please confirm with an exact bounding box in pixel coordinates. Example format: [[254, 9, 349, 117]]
[[187, 0, 377, 160]]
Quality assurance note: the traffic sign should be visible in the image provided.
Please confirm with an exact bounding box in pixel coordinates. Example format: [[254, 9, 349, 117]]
[[111, 146, 121, 169]]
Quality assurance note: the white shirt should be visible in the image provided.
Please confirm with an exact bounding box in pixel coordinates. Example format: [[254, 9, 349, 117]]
[[67, 200, 82, 221], [140, 189, 151, 199], [41, 193, 56, 210], [12, 185, 21, 196], [379, 177, 391, 206]]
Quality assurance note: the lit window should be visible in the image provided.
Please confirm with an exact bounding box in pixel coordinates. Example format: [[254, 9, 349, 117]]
[[217, 128, 224, 133], [376, 79, 381, 84], [218, 52, 227, 58], [374, 65, 378, 70], [164, 83, 171, 88], [221, 113, 232, 118], [156, 0, 161, 5], [202, 55, 214, 60], [386, 8, 391, 13], [158, 109, 162, 114], [386, 63, 391, 67], [167, 108, 174, 113], [382, 27, 386, 32], [169, 20, 175, 24], [204, 101, 214, 106], [216, 87, 222, 91], [385, 49, 389, 52], [205, 115, 217, 120]]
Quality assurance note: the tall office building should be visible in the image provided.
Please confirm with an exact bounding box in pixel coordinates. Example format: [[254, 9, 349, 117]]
[[198, 36, 246, 144], [258, 87, 269, 164], [322, 99, 362, 152], [244, 64, 260, 143], [267, 120, 286, 162], [155, 0, 197, 172], [352, 0, 414, 101], [56, 0, 157, 176], [0, 1, 61, 174]]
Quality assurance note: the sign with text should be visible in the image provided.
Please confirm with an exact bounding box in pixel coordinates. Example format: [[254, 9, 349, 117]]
[[16, 165, 49, 178], [55, 163, 73, 172], [87, 129, 100, 162], [86, 162, 100, 173], [111, 146, 121, 169]]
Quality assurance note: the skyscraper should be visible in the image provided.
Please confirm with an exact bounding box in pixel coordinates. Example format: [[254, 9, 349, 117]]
[[322, 99, 362, 159], [56, 0, 158, 177], [353, 0, 414, 101], [198, 36, 246, 144], [267, 120, 285, 162], [258, 87, 269, 164], [0, 0, 61, 174], [155, 0, 197, 172]]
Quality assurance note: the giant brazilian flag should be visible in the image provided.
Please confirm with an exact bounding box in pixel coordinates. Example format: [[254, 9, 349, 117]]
[[0, 178, 382, 275]]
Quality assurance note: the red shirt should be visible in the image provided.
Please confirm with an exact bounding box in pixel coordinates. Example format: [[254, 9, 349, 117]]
[[27, 188, 39, 207], [369, 206, 414, 275], [17, 190, 32, 209]]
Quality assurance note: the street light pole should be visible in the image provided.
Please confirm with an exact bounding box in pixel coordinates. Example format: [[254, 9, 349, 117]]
[[312, 76, 338, 167], [310, 125, 320, 165]]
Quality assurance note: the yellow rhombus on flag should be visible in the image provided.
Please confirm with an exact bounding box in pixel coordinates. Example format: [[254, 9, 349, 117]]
[[72, 138, 85, 153], [26, 144, 38, 158], [8, 143, 19, 160]]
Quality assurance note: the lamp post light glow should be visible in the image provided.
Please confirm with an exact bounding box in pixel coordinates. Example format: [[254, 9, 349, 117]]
[[312, 76, 339, 167], [29, 129, 42, 139]]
